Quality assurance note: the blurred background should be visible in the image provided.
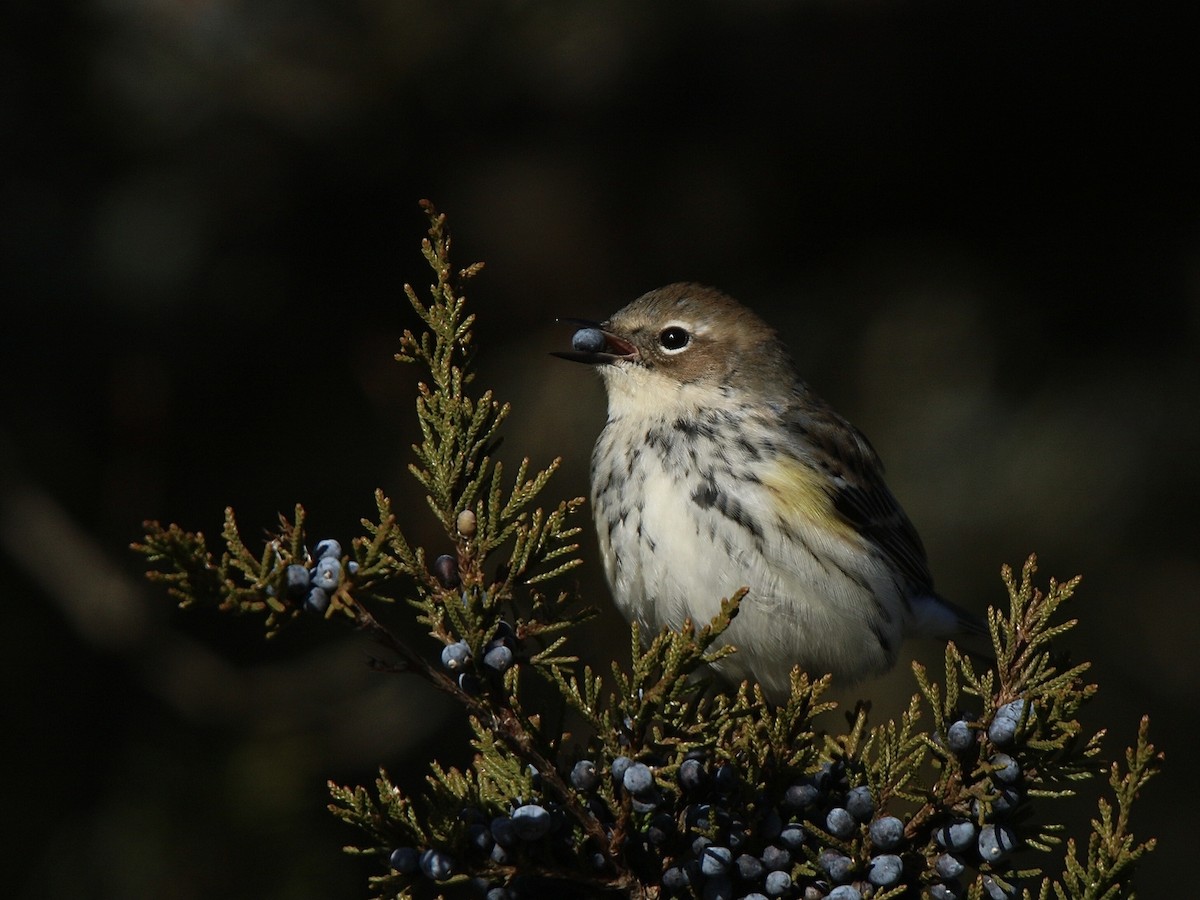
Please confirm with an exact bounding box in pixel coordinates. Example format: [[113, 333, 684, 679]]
[[3, 1, 1195, 897]]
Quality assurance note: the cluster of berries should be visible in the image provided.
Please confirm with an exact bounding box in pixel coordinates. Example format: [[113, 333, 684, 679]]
[[279, 538, 357, 614]]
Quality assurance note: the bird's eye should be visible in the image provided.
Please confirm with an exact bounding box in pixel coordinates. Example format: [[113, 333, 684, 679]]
[[658, 326, 691, 352]]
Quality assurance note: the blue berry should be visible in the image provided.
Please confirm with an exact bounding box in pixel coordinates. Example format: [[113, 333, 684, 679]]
[[511, 804, 552, 840], [867, 853, 902, 887], [679, 757, 708, 792], [742, 894, 769, 900], [457, 671, 480, 694], [826, 806, 856, 837], [782, 782, 819, 809], [570, 759, 598, 791], [978, 823, 1018, 861], [700, 845, 732, 877], [285, 564, 309, 598], [303, 586, 329, 614], [647, 812, 675, 845], [483, 644, 514, 672], [661, 866, 690, 891], [935, 818, 977, 851], [388, 846, 419, 873], [311, 556, 340, 590], [828, 886, 863, 900], [347, 560, 359, 575], [713, 764, 739, 794], [990, 752, 1021, 784], [973, 786, 1022, 820], [760, 844, 791, 871], [623, 762, 655, 795], [929, 882, 964, 900], [869, 814, 904, 850], [935, 852, 965, 879], [764, 869, 791, 896], [467, 823, 493, 854], [441, 640, 471, 671], [490, 816, 517, 847], [571, 327, 606, 353], [988, 699, 1029, 746], [819, 850, 854, 882], [433, 554, 459, 588], [418, 848, 454, 880], [947, 719, 975, 753], [486, 888, 511, 900], [314, 539, 341, 560], [611, 756, 632, 783], [631, 792, 661, 813], [846, 785, 875, 821], [779, 822, 805, 850], [735, 853, 765, 881], [983, 874, 1019, 899]]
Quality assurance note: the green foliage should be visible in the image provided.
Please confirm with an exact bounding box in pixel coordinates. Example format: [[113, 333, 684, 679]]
[[134, 203, 1160, 900]]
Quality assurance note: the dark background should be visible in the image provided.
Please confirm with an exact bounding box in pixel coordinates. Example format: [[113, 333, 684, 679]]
[[3, 2, 1195, 897]]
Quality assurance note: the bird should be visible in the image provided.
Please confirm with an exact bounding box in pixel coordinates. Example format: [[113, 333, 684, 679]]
[[554, 282, 985, 700]]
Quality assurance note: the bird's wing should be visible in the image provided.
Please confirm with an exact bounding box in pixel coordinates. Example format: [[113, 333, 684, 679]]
[[789, 406, 936, 596]]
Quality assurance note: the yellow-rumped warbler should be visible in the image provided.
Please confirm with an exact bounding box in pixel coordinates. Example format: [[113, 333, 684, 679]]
[[555, 283, 984, 700]]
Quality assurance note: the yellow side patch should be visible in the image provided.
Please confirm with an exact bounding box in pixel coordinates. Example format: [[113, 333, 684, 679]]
[[758, 456, 857, 542]]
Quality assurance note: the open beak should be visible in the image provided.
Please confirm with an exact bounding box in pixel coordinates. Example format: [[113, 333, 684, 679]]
[[551, 318, 639, 365]]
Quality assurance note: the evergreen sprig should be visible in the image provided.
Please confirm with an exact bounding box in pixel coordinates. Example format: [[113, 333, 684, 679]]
[[134, 203, 1159, 899]]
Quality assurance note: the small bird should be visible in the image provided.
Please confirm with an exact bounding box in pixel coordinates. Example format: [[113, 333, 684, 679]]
[[555, 283, 984, 700]]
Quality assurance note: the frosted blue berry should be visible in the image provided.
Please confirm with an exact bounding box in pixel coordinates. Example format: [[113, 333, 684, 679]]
[[611, 756, 632, 783], [314, 539, 341, 560], [947, 719, 975, 753], [483, 644, 514, 672], [778, 822, 805, 850], [347, 560, 359, 575], [311, 556, 340, 590], [285, 564, 309, 598], [978, 823, 1018, 861], [935, 818, 977, 851], [988, 699, 1029, 746], [467, 823, 493, 854], [700, 845, 732, 877], [990, 752, 1021, 784], [419, 848, 454, 880], [441, 640, 471, 672], [819, 850, 854, 882], [679, 757, 707, 792], [782, 782, 819, 810], [713, 764, 739, 794], [570, 759, 598, 791], [764, 869, 791, 896], [826, 806, 856, 837], [742, 894, 768, 900], [388, 846, 419, 873], [929, 883, 964, 900], [760, 844, 791, 871], [485, 888, 511, 900], [867, 853, 902, 887], [623, 762, 654, 795], [661, 866, 690, 891], [631, 792, 661, 813], [571, 327, 606, 353], [303, 586, 329, 614], [935, 852, 965, 879], [869, 814, 904, 850], [735, 853, 764, 881], [647, 812, 675, 845], [846, 785, 875, 821], [828, 886, 863, 900], [511, 804, 552, 840], [973, 786, 1021, 820], [983, 875, 1019, 899], [458, 672, 480, 694]]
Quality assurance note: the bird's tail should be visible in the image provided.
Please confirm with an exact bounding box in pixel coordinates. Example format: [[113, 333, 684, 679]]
[[912, 593, 994, 662]]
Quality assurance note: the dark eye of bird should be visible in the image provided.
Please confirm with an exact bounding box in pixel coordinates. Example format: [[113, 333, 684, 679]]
[[658, 326, 691, 351]]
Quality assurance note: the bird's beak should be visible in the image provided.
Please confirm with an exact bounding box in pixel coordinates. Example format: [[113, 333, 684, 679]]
[[551, 318, 639, 365]]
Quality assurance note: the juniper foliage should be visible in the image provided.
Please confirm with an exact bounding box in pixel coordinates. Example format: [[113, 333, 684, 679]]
[[134, 203, 1159, 900]]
